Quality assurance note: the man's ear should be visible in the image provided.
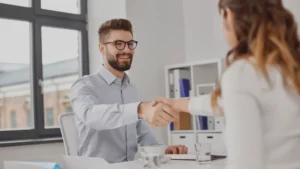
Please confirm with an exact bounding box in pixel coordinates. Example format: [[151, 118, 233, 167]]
[[99, 43, 105, 55]]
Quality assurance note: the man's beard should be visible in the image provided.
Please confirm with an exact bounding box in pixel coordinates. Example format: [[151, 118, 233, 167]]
[[107, 52, 133, 71]]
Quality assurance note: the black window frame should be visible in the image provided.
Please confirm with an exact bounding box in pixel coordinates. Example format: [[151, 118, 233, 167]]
[[0, 0, 89, 141]]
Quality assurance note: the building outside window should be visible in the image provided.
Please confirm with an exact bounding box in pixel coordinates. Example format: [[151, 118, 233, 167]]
[[10, 111, 17, 128], [45, 108, 54, 127]]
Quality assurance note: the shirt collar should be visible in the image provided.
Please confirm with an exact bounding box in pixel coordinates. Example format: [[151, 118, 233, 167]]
[[98, 65, 130, 85]]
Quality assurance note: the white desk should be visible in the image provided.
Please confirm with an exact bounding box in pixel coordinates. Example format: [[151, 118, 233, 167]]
[[4, 156, 227, 169], [109, 159, 226, 169]]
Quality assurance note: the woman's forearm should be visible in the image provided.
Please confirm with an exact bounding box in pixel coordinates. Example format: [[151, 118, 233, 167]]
[[174, 94, 222, 116], [173, 99, 190, 113]]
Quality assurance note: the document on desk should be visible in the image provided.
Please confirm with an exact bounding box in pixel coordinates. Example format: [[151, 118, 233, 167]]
[[4, 161, 61, 169]]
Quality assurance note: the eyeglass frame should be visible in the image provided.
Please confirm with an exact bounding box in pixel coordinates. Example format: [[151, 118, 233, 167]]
[[101, 40, 138, 50]]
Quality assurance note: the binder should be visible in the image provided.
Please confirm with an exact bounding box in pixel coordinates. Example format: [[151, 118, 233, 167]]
[[198, 116, 208, 130], [214, 117, 225, 130], [169, 70, 175, 98], [207, 116, 215, 130], [179, 78, 190, 97], [170, 122, 174, 131], [173, 69, 190, 98]]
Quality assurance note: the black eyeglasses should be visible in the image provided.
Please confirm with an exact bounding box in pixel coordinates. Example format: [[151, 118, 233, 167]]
[[102, 40, 138, 50]]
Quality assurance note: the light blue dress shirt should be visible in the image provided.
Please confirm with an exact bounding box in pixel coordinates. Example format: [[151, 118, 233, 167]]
[[69, 65, 158, 163]]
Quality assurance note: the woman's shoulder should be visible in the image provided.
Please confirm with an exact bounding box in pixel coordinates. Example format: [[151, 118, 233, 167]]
[[221, 59, 265, 92]]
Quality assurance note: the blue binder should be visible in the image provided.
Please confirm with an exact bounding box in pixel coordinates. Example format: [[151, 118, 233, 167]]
[[170, 122, 174, 131], [179, 79, 190, 97], [198, 116, 208, 130]]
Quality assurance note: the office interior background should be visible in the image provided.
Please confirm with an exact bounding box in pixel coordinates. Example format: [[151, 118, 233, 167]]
[[0, 0, 299, 168]]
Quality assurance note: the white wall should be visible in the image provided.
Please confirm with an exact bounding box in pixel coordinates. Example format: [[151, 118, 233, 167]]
[[126, 0, 186, 144], [284, 0, 300, 34], [183, 0, 228, 62], [183, 0, 300, 62]]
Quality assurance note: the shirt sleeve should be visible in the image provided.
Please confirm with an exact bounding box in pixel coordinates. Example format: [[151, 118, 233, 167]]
[[136, 120, 158, 146], [221, 60, 264, 169], [188, 94, 223, 116], [69, 80, 140, 131]]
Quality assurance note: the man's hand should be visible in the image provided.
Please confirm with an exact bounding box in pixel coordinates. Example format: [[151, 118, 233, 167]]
[[165, 145, 188, 154], [152, 97, 190, 113], [138, 102, 179, 126], [151, 97, 175, 109]]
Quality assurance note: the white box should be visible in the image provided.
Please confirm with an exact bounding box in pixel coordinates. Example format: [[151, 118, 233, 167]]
[[171, 133, 195, 153], [197, 133, 226, 156]]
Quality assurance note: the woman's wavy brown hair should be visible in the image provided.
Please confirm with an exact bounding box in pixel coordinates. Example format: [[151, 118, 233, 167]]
[[211, 0, 300, 113]]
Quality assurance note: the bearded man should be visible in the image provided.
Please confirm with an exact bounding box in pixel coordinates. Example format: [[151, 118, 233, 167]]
[[69, 18, 187, 163]]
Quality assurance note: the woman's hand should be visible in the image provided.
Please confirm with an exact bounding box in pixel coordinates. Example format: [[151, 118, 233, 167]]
[[151, 97, 190, 113]]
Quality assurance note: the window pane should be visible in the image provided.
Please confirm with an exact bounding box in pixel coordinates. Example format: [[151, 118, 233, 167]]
[[10, 111, 17, 128], [41, 0, 81, 14], [45, 108, 54, 127], [41, 26, 80, 128], [0, 0, 31, 7], [0, 111, 2, 128], [0, 18, 33, 131]]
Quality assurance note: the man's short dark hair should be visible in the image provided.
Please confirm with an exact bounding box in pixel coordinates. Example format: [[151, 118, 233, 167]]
[[98, 18, 133, 43]]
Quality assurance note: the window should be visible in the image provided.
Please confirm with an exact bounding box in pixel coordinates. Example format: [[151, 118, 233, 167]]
[[0, 0, 88, 141], [0, 0, 31, 7], [0, 19, 32, 131], [45, 108, 54, 127], [0, 113, 2, 128], [26, 109, 34, 128], [41, 0, 80, 14], [10, 111, 17, 128], [42, 27, 81, 128]]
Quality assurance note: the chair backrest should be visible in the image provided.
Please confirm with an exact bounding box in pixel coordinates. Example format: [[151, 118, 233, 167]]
[[58, 113, 78, 156]]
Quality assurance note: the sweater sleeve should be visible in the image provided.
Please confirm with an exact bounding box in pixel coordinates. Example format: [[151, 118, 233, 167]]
[[221, 60, 264, 169], [188, 94, 222, 116]]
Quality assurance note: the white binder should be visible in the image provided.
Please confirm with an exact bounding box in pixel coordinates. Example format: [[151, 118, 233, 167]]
[[173, 69, 190, 98], [207, 116, 215, 130], [214, 117, 225, 130]]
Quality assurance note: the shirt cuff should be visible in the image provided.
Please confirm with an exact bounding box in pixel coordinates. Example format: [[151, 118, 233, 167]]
[[188, 97, 198, 115], [123, 102, 141, 124], [188, 95, 212, 115]]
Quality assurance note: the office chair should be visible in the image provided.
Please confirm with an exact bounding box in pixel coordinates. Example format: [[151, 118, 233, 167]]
[[58, 112, 78, 156]]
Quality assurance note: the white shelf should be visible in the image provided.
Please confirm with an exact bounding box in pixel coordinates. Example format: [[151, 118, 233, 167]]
[[170, 130, 223, 134], [164, 58, 224, 70], [197, 130, 223, 133], [165, 58, 226, 148], [171, 130, 195, 134]]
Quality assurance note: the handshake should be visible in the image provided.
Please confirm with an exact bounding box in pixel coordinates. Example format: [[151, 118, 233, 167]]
[[138, 98, 189, 127]]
